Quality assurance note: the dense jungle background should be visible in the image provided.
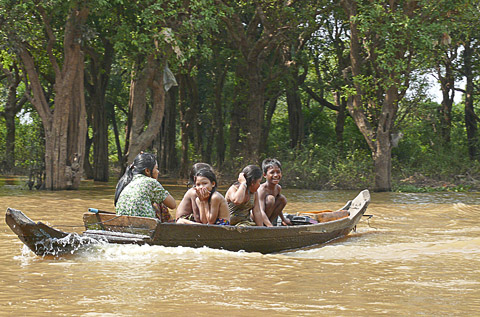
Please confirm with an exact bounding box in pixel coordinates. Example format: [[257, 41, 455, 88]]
[[1, 0, 480, 192]]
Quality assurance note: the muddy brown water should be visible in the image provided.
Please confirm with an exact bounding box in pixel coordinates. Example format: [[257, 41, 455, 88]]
[[0, 176, 479, 316]]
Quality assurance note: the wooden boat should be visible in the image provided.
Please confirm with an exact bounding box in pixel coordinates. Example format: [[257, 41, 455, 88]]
[[5, 190, 370, 256]]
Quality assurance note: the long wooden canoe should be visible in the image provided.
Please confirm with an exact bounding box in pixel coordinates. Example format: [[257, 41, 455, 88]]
[[5, 190, 370, 256]]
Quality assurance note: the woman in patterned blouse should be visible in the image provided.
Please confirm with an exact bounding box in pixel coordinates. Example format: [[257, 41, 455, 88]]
[[114, 152, 176, 219]]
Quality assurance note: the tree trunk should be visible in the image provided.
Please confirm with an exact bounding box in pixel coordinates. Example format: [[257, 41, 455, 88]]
[[186, 76, 203, 160], [85, 41, 114, 181], [178, 74, 190, 177], [3, 107, 16, 172], [373, 133, 392, 192], [1, 64, 27, 172], [286, 87, 304, 149], [158, 87, 178, 174], [245, 68, 264, 164], [260, 97, 279, 155], [110, 105, 124, 178], [214, 64, 227, 168], [437, 49, 456, 144], [463, 40, 479, 160], [343, 0, 399, 191], [17, 6, 89, 190], [333, 92, 347, 157], [125, 55, 166, 165], [83, 133, 94, 179]]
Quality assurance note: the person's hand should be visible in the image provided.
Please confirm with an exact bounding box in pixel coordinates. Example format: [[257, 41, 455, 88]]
[[282, 218, 292, 226], [237, 173, 247, 185], [195, 186, 211, 201]]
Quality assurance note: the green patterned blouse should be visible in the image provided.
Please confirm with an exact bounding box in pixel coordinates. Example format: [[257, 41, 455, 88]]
[[115, 174, 169, 218]]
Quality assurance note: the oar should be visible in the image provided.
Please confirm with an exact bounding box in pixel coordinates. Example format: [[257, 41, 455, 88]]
[[88, 208, 116, 214], [88, 208, 116, 231]]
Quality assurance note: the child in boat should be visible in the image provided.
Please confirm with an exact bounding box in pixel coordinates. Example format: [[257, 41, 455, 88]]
[[257, 158, 291, 226], [177, 168, 230, 225], [176, 163, 213, 223], [225, 165, 272, 227], [114, 152, 176, 220]]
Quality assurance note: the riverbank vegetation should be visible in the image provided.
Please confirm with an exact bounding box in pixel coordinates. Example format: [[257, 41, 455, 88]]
[[1, 0, 479, 192]]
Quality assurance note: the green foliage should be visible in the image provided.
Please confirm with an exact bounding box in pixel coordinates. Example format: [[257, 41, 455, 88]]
[[1, 0, 480, 194]]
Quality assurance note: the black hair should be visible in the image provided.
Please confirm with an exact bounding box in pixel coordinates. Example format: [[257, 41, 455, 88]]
[[240, 165, 262, 187], [114, 152, 157, 206], [188, 162, 213, 187], [195, 168, 217, 204], [262, 158, 282, 174]]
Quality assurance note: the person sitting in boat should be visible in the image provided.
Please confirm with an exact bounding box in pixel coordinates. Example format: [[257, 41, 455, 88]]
[[225, 165, 272, 227], [177, 168, 230, 225], [176, 162, 213, 223], [257, 158, 291, 226], [114, 152, 176, 220]]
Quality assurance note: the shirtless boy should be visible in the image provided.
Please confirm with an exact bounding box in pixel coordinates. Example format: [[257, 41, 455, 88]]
[[257, 158, 291, 226]]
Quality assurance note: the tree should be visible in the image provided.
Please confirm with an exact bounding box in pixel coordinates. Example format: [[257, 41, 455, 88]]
[[459, 3, 480, 161], [0, 60, 28, 172], [83, 7, 117, 182], [341, 0, 461, 191], [2, 1, 89, 189], [303, 8, 351, 156], [215, 0, 318, 163]]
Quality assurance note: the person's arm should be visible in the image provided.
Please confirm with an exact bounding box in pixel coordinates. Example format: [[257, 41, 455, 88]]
[[227, 173, 248, 204], [276, 184, 291, 225], [163, 194, 176, 209], [195, 187, 212, 224], [197, 193, 222, 224], [252, 192, 273, 227], [191, 196, 201, 222], [151, 180, 176, 209], [196, 198, 208, 224], [176, 189, 194, 220], [257, 185, 268, 220]]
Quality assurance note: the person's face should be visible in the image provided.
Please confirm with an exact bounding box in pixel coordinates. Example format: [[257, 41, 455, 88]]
[[249, 178, 261, 193], [148, 163, 159, 180], [265, 166, 282, 184], [195, 175, 214, 191]]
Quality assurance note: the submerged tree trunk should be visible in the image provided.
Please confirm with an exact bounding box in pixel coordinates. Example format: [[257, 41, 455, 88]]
[[16, 6, 89, 190]]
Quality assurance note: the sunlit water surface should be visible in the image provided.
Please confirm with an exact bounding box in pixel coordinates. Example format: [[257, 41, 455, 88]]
[[1, 176, 479, 316]]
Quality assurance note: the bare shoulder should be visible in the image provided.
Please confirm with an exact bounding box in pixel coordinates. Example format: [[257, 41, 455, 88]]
[[225, 184, 238, 200], [275, 184, 282, 195], [257, 183, 267, 194], [212, 191, 226, 202]]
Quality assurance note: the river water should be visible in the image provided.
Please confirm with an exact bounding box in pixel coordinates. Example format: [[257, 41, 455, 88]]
[[0, 176, 479, 316]]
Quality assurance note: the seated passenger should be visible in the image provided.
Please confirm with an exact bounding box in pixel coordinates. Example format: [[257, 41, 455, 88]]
[[175, 163, 213, 223], [258, 158, 291, 226], [177, 168, 230, 225], [225, 165, 272, 227], [114, 152, 176, 220]]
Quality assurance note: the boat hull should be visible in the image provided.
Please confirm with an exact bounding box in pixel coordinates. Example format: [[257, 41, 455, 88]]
[[6, 190, 370, 256]]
